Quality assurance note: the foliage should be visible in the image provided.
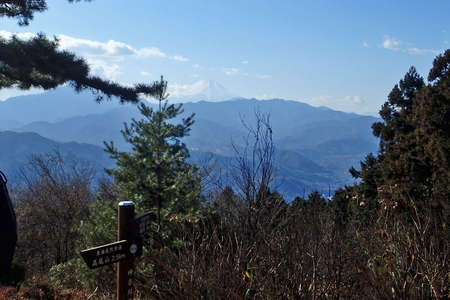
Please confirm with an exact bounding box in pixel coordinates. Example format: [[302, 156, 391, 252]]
[[0, 0, 90, 26], [0, 34, 163, 103], [13, 151, 95, 275], [372, 66, 424, 155], [3, 14, 448, 296], [52, 78, 204, 294], [1, 0, 48, 25], [344, 49, 450, 298], [47, 179, 119, 292], [0, 0, 164, 103], [351, 50, 450, 220], [104, 77, 203, 222]]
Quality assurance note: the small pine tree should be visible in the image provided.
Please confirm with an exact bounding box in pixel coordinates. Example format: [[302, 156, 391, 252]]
[[104, 77, 202, 223]]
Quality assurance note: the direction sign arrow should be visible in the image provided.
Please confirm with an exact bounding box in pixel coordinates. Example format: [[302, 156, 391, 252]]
[[132, 211, 156, 238], [81, 239, 142, 269]]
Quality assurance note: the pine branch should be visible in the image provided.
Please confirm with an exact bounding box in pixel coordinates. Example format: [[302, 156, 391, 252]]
[[0, 34, 163, 103]]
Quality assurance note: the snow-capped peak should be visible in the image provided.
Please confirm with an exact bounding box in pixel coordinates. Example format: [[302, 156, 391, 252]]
[[168, 80, 236, 102]]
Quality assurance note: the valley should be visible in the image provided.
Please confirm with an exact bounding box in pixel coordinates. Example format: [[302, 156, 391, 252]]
[[0, 87, 378, 199]]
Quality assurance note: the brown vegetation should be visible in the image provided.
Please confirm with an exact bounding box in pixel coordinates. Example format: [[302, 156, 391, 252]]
[[13, 152, 95, 275]]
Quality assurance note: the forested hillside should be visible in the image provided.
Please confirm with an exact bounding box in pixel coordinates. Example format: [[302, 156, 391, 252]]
[[2, 54, 449, 299], [1, 91, 378, 197], [0, 1, 448, 299]]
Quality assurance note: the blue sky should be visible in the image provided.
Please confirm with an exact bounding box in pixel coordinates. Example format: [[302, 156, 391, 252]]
[[1, 0, 449, 115]]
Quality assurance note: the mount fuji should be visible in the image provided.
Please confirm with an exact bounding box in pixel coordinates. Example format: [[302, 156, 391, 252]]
[[0, 83, 380, 198], [168, 80, 237, 103]]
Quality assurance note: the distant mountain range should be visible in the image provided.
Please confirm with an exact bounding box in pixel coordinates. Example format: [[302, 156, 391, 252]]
[[0, 87, 127, 128], [0, 86, 380, 199], [0, 131, 114, 183]]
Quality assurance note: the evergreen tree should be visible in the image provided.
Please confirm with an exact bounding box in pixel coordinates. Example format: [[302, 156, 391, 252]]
[[348, 152, 381, 222], [351, 51, 450, 218], [1, 0, 89, 26], [104, 77, 202, 222], [351, 68, 426, 209], [372, 66, 425, 155], [0, 1, 162, 103], [349, 69, 425, 217], [412, 50, 450, 213], [1, 0, 49, 25]]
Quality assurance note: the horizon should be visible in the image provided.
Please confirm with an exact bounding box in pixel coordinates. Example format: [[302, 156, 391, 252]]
[[1, 0, 449, 116], [0, 84, 377, 117]]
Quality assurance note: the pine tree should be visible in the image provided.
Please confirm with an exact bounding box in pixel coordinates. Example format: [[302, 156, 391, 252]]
[[1, 0, 48, 25], [412, 50, 450, 212], [1, 1, 90, 26], [372, 66, 424, 155], [104, 77, 202, 222], [0, 1, 162, 103], [351, 51, 450, 217]]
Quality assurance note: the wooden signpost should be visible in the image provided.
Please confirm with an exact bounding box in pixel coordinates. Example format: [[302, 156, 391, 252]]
[[80, 239, 138, 269], [133, 211, 155, 239], [80, 201, 156, 300]]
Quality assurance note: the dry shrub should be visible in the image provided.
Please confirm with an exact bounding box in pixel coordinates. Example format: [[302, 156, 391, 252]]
[[357, 198, 449, 299], [13, 152, 95, 277], [0, 280, 89, 300], [126, 188, 448, 300], [129, 191, 368, 299]]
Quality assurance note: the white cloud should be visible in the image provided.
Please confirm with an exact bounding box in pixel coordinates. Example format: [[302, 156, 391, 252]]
[[406, 47, 440, 55], [168, 80, 209, 98], [58, 35, 135, 56], [223, 67, 240, 76], [301, 95, 367, 114], [0, 30, 123, 81], [85, 58, 122, 80], [344, 95, 364, 104], [0, 30, 35, 40], [58, 35, 189, 61], [255, 74, 272, 79], [0, 30, 193, 82], [0, 30, 189, 62], [241, 60, 249, 65], [135, 47, 167, 58], [255, 93, 277, 100], [382, 36, 401, 51], [381, 35, 441, 56], [172, 55, 189, 62], [140, 71, 151, 77]]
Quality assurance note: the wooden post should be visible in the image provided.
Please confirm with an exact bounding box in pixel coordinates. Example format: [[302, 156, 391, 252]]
[[117, 201, 135, 300]]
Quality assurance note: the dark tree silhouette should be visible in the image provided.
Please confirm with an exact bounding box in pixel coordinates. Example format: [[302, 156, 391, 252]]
[[0, 0, 164, 103], [0, 34, 163, 103], [350, 50, 450, 218], [0, 171, 16, 274], [0, 0, 90, 26]]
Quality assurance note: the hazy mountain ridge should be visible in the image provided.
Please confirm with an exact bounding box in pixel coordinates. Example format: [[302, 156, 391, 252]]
[[0, 131, 114, 181], [0, 87, 379, 197], [0, 87, 128, 126]]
